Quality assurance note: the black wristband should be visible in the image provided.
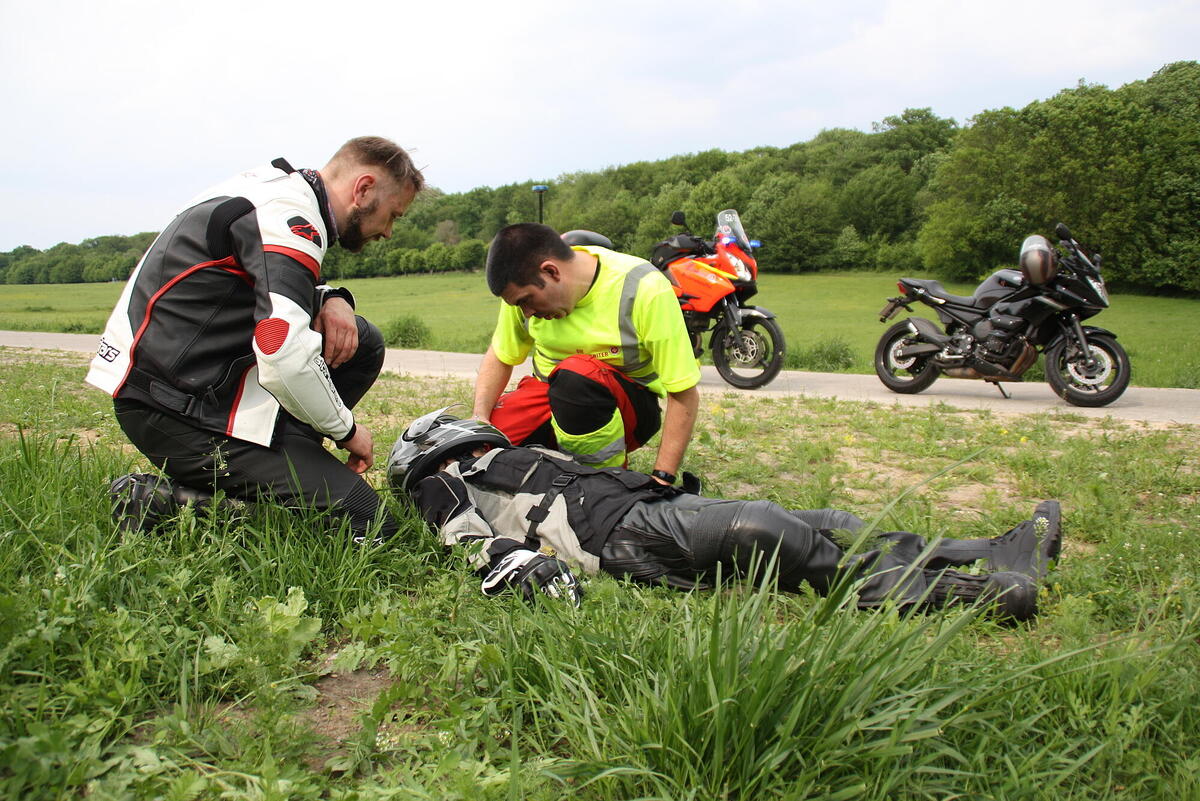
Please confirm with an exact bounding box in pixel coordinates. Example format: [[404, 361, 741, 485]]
[[321, 286, 356, 309], [335, 423, 357, 447], [650, 469, 677, 485]]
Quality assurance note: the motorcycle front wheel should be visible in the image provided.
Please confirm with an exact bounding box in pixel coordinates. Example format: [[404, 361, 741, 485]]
[[711, 316, 786, 389], [1044, 333, 1130, 407], [874, 321, 940, 393]]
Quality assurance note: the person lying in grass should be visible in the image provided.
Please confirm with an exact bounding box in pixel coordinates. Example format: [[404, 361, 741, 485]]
[[389, 407, 1061, 621]]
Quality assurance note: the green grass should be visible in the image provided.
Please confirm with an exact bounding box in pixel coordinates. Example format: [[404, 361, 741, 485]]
[[2, 271, 1198, 387], [1, 349, 1199, 799]]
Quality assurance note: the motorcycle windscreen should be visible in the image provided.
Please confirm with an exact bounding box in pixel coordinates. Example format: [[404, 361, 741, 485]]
[[715, 209, 752, 252]]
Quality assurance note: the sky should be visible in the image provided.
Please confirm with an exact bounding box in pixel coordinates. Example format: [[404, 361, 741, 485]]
[[1, 0, 1196, 252]]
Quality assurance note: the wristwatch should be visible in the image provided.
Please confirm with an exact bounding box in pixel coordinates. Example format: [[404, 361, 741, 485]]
[[650, 469, 677, 485]]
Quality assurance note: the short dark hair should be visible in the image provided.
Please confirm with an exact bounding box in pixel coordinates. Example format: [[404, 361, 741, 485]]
[[485, 223, 574, 295], [332, 136, 425, 194]]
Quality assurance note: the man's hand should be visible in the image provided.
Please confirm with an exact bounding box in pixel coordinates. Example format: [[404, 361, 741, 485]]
[[339, 424, 375, 474], [472, 346, 515, 423], [313, 297, 358, 369], [653, 384, 700, 484]]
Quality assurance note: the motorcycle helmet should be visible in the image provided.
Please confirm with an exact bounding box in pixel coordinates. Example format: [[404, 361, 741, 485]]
[[561, 230, 614, 249], [387, 406, 511, 494], [1018, 234, 1058, 285]]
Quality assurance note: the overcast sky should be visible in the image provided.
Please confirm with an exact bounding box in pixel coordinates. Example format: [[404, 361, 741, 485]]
[[1, 0, 1195, 252]]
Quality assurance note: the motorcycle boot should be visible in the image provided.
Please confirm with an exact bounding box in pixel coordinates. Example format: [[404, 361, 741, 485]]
[[922, 500, 1062, 579], [926, 569, 1038, 623], [983, 500, 1061, 578], [109, 473, 179, 533], [109, 473, 226, 534]]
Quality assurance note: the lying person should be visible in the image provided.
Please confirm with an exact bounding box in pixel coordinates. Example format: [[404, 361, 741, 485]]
[[388, 408, 1061, 621]]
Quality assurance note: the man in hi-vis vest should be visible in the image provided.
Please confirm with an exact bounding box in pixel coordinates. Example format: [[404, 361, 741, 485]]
[[473, 223, 701, 487]]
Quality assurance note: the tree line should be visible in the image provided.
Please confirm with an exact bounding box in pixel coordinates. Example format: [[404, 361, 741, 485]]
[[3, 61, 1196, 292]]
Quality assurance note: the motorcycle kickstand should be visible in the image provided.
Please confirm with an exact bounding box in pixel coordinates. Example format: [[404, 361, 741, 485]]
[[986, 380, 1011, 399]]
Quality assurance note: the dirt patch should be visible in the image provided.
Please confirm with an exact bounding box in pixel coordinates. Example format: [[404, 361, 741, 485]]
[[1064, 539, 1097, 558], [839, 446, 939, 501], [0, 346, 91, 367], [940, 472, 1022, 510], [297, 666, 395, 770]]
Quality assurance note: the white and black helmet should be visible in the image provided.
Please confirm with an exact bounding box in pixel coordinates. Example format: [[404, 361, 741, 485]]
[[387, 406, 511, 494], [1019, 234, 1058, 285]]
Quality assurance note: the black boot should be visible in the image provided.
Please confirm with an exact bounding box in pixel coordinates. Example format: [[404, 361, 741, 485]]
[[109, 473, 222, 533], [109, 473, 179, 533], [985, 500, 1062, 578], [927, 569, 1038, 623], [925, 500, 1062, 578]]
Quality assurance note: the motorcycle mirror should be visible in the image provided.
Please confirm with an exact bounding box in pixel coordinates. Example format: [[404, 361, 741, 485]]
[[670, 210, 687, 228], [1054, 222, 1072, 241]]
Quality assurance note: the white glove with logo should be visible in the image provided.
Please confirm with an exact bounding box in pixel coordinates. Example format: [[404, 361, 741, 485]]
[[481, 549, 583, 607]]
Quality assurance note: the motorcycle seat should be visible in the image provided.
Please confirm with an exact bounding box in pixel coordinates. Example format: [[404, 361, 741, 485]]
[[900, 278, 979, 307]]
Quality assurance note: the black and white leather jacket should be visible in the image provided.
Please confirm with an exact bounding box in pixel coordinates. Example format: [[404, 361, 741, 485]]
[[86, 158, 354, 446]]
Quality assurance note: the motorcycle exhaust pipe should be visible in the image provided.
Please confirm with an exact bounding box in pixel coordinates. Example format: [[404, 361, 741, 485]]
[[906, 317, 954, 348]]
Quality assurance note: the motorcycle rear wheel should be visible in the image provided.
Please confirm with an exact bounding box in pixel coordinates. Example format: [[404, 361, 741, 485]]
[[1044, 333, 1130, 407], [874, 321, 940, 394], [711, 317, 786, 389]]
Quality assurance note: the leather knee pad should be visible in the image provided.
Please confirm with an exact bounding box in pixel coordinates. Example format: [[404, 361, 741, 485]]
[[547, 369, 616, 435], [685, 500, 811, 574], [601, 528, 707, 590], [331, 317, 386, 409], [709, 500, 842, 593]]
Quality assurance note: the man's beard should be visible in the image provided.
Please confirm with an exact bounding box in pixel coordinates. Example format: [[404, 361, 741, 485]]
[[338, 199, 378, 253]]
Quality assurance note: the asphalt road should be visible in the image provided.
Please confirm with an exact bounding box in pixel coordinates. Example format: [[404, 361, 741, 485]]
[[4, 330, 1197, 426]]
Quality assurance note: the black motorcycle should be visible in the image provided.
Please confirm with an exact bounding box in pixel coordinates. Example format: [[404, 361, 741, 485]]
[[874, 223, 1130, 407]]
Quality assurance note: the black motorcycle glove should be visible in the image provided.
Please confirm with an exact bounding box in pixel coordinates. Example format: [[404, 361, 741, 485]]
[[480, 549, 583, 608]]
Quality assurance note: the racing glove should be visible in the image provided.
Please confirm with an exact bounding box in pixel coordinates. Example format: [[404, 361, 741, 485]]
[[480, 549, 583, 607]]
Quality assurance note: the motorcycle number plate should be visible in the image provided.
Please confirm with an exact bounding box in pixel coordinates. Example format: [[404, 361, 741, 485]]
[[879, 300, 900, 321]]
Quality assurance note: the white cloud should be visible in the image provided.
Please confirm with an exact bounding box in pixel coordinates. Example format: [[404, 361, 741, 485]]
[[0, 0, 1195, 249]]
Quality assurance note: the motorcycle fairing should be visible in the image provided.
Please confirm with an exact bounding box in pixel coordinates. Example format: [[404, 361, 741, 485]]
[[715, 209, 753, 253]]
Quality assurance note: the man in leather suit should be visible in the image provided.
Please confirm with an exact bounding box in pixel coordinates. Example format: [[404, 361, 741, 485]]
[[389, 409, 1061, 621], [91, 137, 424, 540]]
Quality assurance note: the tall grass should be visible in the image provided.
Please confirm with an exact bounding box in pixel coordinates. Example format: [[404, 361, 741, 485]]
[[1, 353, 1198, 798]]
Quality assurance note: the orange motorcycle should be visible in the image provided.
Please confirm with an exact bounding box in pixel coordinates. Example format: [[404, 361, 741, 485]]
[[651, 209, 785, 388]]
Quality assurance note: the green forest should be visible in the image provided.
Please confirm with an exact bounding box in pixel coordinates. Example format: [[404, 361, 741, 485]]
[[3, 61, 1196, 292]]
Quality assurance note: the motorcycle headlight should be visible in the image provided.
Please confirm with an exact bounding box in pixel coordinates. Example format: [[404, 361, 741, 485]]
[[727, 255, 751, 282]]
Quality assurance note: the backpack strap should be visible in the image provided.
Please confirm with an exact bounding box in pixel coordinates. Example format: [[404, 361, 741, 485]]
[[525, 473, 576, 539]]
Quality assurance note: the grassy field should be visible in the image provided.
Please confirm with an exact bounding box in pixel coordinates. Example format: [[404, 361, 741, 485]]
[[1, 347, 1198, 799], [2, 271, 1198, 388]]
